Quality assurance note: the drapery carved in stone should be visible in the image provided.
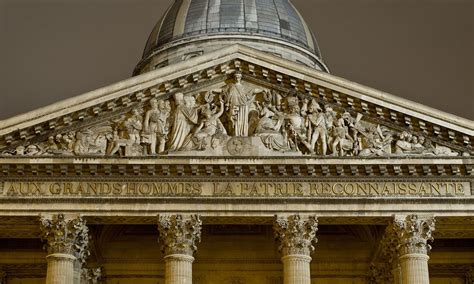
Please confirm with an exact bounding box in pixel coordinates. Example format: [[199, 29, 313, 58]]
[[393, 215, 436, 255], [3, 72, 463, 158], [273, 215, 318, 256], [157, 214, 202, 256], [39, 214, 89, 257]]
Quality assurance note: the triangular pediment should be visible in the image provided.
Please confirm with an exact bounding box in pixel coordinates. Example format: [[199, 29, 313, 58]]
[[0, 44, 472, 159]]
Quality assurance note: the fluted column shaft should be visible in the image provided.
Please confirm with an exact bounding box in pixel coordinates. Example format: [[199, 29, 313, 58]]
[[73, 260, 82, 284], [40, 214, 89, 284], [399, 254, 430, 284], [282, 254, 312, 284], [157, 214, 202, 284], [46, 254, 76, 284], [393, 215, 435, 284], [274, 215, 319, 284], [164, 254, 195, 284]]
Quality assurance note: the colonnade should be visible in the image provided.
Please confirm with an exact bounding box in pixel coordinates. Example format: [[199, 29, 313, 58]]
[[37, 213, 435, 284]]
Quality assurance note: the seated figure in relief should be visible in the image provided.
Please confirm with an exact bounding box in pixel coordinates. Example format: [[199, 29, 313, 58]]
[[191, 94, 227, 150], [254, 92, 290, 152]]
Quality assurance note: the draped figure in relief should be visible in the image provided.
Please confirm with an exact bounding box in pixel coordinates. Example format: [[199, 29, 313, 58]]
[[168, 93, 200, 152], [223, 72, 260, 137]]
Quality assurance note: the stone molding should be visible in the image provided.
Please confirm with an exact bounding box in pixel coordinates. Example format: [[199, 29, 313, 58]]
[[393, 215, 436, 255], [0, 47, 471, 154], [0, 156, 471, 178], [157, 214, 202, 256], [39, 213, 89, 257], [273, 215, 318, 256]]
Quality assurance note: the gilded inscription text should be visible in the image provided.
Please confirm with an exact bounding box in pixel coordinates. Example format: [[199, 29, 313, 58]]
[[1, 181, 469, 198]]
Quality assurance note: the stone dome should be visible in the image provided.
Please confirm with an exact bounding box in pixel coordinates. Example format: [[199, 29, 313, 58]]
[[134, 0, 329, 74]]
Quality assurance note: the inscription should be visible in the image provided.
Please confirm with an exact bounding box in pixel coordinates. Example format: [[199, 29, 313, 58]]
[[1, 181, 469, 198]]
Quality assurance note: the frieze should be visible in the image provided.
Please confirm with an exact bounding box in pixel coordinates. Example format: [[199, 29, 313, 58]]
[[1, 72, 467, 159], [1, 181, 470, 198]]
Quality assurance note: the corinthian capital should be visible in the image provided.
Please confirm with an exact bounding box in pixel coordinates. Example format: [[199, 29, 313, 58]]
[[393, 215, 436, 255], [157, 214, 202, 256], [273, 215, 318, 256], [39, 214, 89, 256]]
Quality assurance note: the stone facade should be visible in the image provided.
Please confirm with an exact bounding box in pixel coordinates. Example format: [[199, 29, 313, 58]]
[[0, 2, 472, 283]]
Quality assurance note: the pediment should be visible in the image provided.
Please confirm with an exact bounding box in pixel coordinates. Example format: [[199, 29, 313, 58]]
[[0, 45, 472, 159]]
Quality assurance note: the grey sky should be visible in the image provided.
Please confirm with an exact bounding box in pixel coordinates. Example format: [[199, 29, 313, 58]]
[[0, 0, 472, 120]]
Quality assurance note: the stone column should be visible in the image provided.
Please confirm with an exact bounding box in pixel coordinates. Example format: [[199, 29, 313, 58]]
[[40, 214, 89, 284], [391, 263, 402, 284], [0, 271, 6, 284], [393, 215, 436, 284], [157, 214, 202, 284], [274, 215, 319, 284]]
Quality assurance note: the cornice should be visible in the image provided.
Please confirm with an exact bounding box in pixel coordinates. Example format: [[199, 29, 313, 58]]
[[0, 45, 472, 154]]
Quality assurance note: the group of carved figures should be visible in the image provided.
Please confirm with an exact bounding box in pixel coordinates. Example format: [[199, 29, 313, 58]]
[[3, 72, 461, 157]]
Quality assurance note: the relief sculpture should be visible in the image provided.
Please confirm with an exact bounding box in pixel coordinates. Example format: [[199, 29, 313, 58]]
[[3, 72, 463, 158]]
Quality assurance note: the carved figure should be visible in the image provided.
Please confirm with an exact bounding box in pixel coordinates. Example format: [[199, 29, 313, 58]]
[[359, 126, 393, 157], [306, 100, 328, 155], [223, 72, 260, 136], [191, 95, 227, 150], [284, 96, 313, 153], [124, 108, 143, 145], [255, 101, 290, 152], [142, 99, 170, 154], [168, 93, 200, 152], [395, 131, 413, 154], [331, 115, 354, 156]]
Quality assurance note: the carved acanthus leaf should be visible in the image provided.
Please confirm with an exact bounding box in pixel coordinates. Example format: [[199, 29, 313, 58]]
[[81, 267, 102, 284], [157, 214, 202, 256], [39, 214, 89, 257], [393, 215, 436, 255], [273, 215, 318, 256]]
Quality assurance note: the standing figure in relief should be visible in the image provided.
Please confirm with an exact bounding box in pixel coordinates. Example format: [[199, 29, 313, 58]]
[[306, 100, 328, 155], [142, 99, 169, 154], [168, 93, 200, 152], [223, 72, 260, 137], [284, 97, 313, 153], [124, 108, 143, 145], [331, 115, 354, 156]]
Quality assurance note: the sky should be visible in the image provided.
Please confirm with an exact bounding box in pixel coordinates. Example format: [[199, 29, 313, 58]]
[[0, 0, 472, 120]]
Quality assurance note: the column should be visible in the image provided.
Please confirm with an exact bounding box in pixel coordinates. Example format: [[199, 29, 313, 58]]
[[157, 214, 202, 284], [39, 214, 89, 284], [274, 215, 319, 284], [74, 226, 90, 284], [0, 271, 6, 284], [393, 215, 436, 284]]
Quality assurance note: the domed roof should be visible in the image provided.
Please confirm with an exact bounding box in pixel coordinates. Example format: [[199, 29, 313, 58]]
[[136, 0, 329, 74]]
